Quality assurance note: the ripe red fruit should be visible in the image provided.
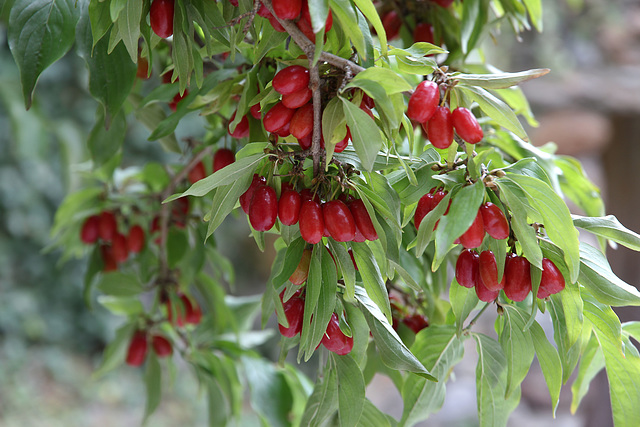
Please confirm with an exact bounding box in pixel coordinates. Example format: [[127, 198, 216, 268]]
[[289, 249, 312, 285], [169, 90, 187, 112], [263, 102, 295, 133], [414, 192, 435, 230], [99, 211, 118, 242], [268, 13, 286, 32], [126, 331, 148, 366], [127, 225, 145, 254], [240, 174, 267, 214], [100, 244, 118, 272], [299, 2, 333, 33], [274, 121, 291, 137], [452, 107, 483, 144], [480, 202, 509, 240], [213, 148, 235, 172], [426, 106, 454, 149], [228, 112, 250, 138], [413, 22, 435, 44], [321, 313, 353, 355], [278, 291, 305, 337], [300, 189, 320, 203], [80, 215, 101, 244], [537, 258, 565, 298], [382, 10, 402, 40], [151, 335, 173, 357], [272, 65, 310, 96], [136, 56, 150, 79], [282, 87, 313, 109], [188, 161, 207, 184], [249, 185, 278, 231], [455, 249, 479, 288], [403, 313, 429, 334], [272, 0, 302, 20], [167, 294, 202, 326], [459, 210, 485, 249], [431, 0, 455, 7], [323, 200, 356, 242], [111, 232, 129, 263], [407, 81, 439, 123], [504, 255, 532, 301], [257, 4, 271, 18], [299, 199, 324, 244], [279, 189, 302, 226], [349, 199, 378, 241], [475, 277, 500, 302], [250, 103, 261, 120], [478, 250, 505, 292], [150, 0, 174, 39], [334, 130, 349, 153], [290, 103, 314, 140]]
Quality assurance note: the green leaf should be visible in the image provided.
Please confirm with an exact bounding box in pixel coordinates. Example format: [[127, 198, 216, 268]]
[[460, 0, 489, 54], [351, 67, 412, 94], [96, 272, 144, 297], [114, 0, 142, 63], [143, 354, 162, 424], [321, 97, 346, 165], [449, 280, 479, 334], [307, 0, 330, 33], [530, 321, 562, 415], [333, 354, 366, 426], [355, 286, 435, 380], [243, 357, 294, 427], [129, 93, 181, 153], [570, 333, 604, 414], [300, 369, 339, 427], [93, 322, 136, 379], [340, 97, 383, 172], [573, 215, 640, 252], [357, 399, 392, 427], [88, 0, 112, 46], [500, 306, 535, 399], [523, 0, 543, 31], [556, 156, 604, 218], [87, 108, 126, 166], [205, 174, 253, 238], [352, 0, 387, 56], [351, 241, 390, 321], [453, 68, 550, 89], [327, 240, 356, 302], [8, 0, 80, 109], [329, 0, 366, 59], [97, 295, 145, 316]]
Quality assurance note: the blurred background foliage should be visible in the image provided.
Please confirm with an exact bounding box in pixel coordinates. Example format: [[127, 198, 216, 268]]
[[1, 0, 639, 425]]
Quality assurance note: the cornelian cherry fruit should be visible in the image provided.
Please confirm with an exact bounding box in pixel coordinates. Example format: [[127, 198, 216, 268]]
[[382, 10, 402, 40], [475, 276, 500, 302], [150, 0, 174, 39], [323, 200, 356, 242], [431, 0, 455, 7], [250, 103, 261, 119], [213, 148, 235, 172], [452, 107, 483, 144], [480, 202, 509, 240], [152, 335, 173, 357], [321, 312, 353, 355], [282, 87, 313, 109], [456, 249, 479, 288], [290, 103, 314, 140], [126, 331, 148, 366], [426, 106, 454, 149], [459, 210, 485, 249], [403, 313, 429, 334], [240, 174, 266, 214], [279, 189, 302, 226], [299, 199, 324, 244], [127, 225, 145, 254], [349, 199, 378, 241], [188, 161, 206, 184], [413, 22, 435, 44], [228, 112, 250, 138], [504, 255, 532, 301], [537, 258, 565, 298], [478, 250, 505, 292], [111, 232, 129, 263], [407, 81, 439, 123], [414, 192, 435, 230], [80, 215, 100, 244], [272, 0, 302, 20], [278, 290, 305, 337], [99, 211, 118, 242], [263, 102, 295, 133], [249, 185, 278, 231], [100, 244, 118, 272], [272, 65, 310, 95]]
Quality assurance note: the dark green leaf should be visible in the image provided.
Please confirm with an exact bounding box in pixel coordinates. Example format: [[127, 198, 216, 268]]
[[300, 369, 338, 427], [205, 173, 253, 237], [352, 0, 387, 56], [500, 306, 535, 398], [93, 322, 136, 379], [340, 97, 383, 172], [97, 295, 145, 316], [243, 357, 293, 427], [333, 354, 366, 426], [460, 0, 489, 54], [351, 241, 390, 321], [87, 108, 126, 166], [96, 272, 144, 297], [143, 354, 162, 424]]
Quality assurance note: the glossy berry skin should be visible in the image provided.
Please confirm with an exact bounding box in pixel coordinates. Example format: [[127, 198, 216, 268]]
[[414, 192, 435, 230], [272, 66, 310, 95], [299, 200, 324, 244], [240, 174, 266, 214], [413, 22, 435, 44], [537, 258, 565, 298], [213, 148, 235, 172], [459, 210, 485, 249], [407, 81, 439, 123], [480, 202, 509, 240], [323, 200, 356, 242], [278, 291, 305, 337], [452, 107, 483, 144], [272, 0, 302, 20], [475, 276, 500, 302], [126, 331, 148, 367], [250, 103, 261, 120], [268, 13, 286, 32], [289, 249, 312, 285], [478, 250, 505, 292], [263, 102, 295, 133], [504, 255, 532, 301], [80, 215, 101, 244], [111, 232, 129, 263], [228, 112, 250, 138], [456, 249, 479, 288], [282, 87, 313, 109], [321, 313, 354, 355], [279, 189, 302, 226], [249, 185, 278, 231], [426, 106, 454, 149], [349, 199, 378, 241], [152, 335, 173, 357], [127, 225, 145, 254], [99, 211, 118, 242], [382, 10, 402, 40], [290, 103, 314, 140], [150, 0, 174, 38], [334, 130, 349, 153], [188, 161, 206, 184], [403, 314, 429, 334]]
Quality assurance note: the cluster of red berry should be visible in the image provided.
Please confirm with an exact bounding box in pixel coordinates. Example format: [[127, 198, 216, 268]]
[[390, 297, 429, 334], [80, 211, 146, 271], [163, 292, 203, 327], [126, 330, 173, 367]]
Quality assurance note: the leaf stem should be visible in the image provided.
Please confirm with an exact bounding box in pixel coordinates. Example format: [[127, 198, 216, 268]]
[[463, 302, 491, 333]]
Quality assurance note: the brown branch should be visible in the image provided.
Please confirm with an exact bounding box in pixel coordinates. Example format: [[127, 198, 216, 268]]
[[309, 62, 323, 176]]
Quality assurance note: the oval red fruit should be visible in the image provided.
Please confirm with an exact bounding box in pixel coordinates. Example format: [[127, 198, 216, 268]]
[[272, 0, 302, 20], [272, 65, 310, 95], [403, 313, 429, 334], [169, 90, 187, 112], [382, 10, 402, 40], [126, 331, 148, 366], [480, 202, 509, 240], [100, 244, 118, 272], [289, 249, 312, 285], [459, 210, 485, 249], [188, 161, 206, 184], [282, 87, 313, 109], [250, 103, 261, 119], [213, 148, 235, 172], [152, 335, 173, 357], [80, 215, 101, 244], [349, 199, 378, 241], [99, 211, 118, 242], [279, 189, 302, 226], [111, 232, 129, 263], [478, 250, 505, 292], [414, 192, 435, 230], [334, 129, 349, 153], [299, 200, 324, 244], [240, 174, 267, 214], [475, 277, 500, 302], [263, 102, 295, 133], [407, 81, 439, 123], [228, 112, 250, 138], [456, 249, 479, 288], [127, 225, 146, 254], [452, 107, 483, 144], [321, 312, 353, 355], [413, 22, 435, 44], [279, 291, 305, 337], [150, 0, 174, 39], [537, 258, 565, 298], [504, 255, 532, 301], [290, 103, 314, 140], [268, 13, 286, 32], [426, 106, 454, 149], [249, 185, 278, 231], [323, 200, 356, 242]]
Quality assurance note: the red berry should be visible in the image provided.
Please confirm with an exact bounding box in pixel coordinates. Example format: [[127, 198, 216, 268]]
[[334, 130, 349, 153], [475, 276, 500, 302], [268, 13, 286, 32], [150, 0, 174, 39], [431, 0, 455, 7], [100, 244, 118, 272], [382, 10, 402, 40], [426, 106, 454, 149], [167, 294, 202, 326], [278, 290, 305, 337], [127, 225, 146, 254], [289, 249, 312, 285], [323, 200, 356, 242], [272, 66, 310, 95], [279, 189, 302, 226], [403, 313, 429, 334], [136, 57, 150, 79], [80, 215, 101, 244], [349, 199, 378, 241], [274, 121, 291, 138], [263, 102, 295, 133], [151, 335, 173, 357], [228, 112, 250, 138], [111, 232, 129, 263], [240, 174, 266, 214], [257, 4, 271, 18], [452, 107, 483, 144], [300, 189, 320, 203], [299, 199, 324, 244], [537, 258, 565, 298], [298, 133, 312, 150], [300, 2, 333, 32], [250, 103, 261, 120], [321, 313, 353, 355], [188, 161, 207, 184], [272, 0, 302, 20], [228, 0, 238, 6], [349, 248, 358, 270], [296, 16, 316, 40], [126, 331, 148, 366], [407, 81, 439, 123], [414, 193, 435, 230], [290, 103, 314, 140], [213, 148, 235, 172], [480, 202, 509, 240], [169, 90, 187, 112], [459, 210, 485, 249], [478, 250, 505, 292], [504, 255, 532, 301], [361, 92, 375, 109], [456, 249, 479, 288], [282, 87, 313, 109], [99, 211, 118, 242], [249, 185, 278, 231], [413, 22, 435, 44]]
